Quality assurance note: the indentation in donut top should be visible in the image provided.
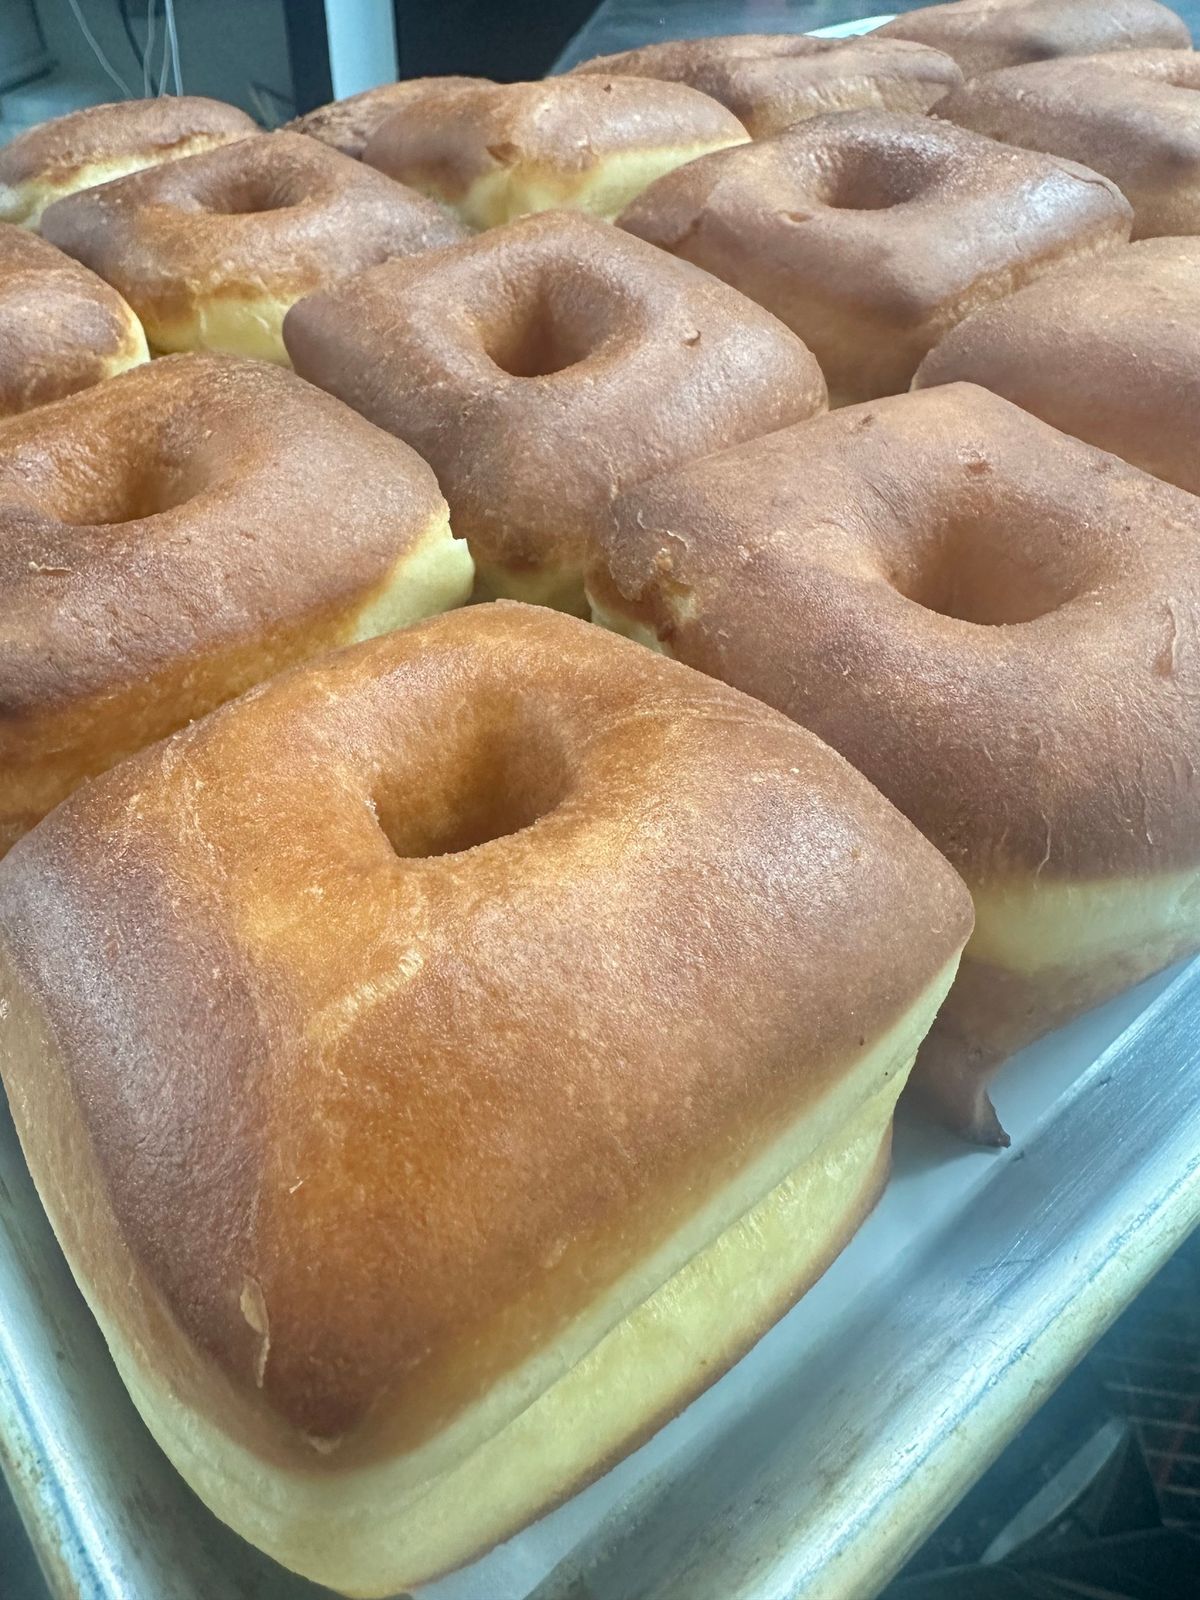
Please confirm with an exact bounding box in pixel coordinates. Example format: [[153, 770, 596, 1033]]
[[828, 424, 1118, 626], [45, 457, 199, 527], [478, 264, 632, 379], [15, 398, 216, 528], [373, 706, 573, 859], [886, 501, 1092, 625], [184, 172, 308, 217], [813, 135, 947, 211], [131, 141, 339, 219]]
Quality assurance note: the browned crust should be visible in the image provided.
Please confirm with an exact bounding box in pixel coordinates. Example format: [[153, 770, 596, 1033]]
[[877, 0, 1191, 77], [0, 225, 144, 415], [284, 209, 825, 586], [0, 603, 972, 1456], [0, 352, 448, 851], [914, 238, 1200, 494], [39, 131, 467, 330], [0, 95, 256, 187], [617, 110, 1132, 402], [594, 383, 1200, 883], [571, 33, 963, 137], [934, 50, 1200, 239], [287, 77, 490, 159], [359, 75, 747, 204]]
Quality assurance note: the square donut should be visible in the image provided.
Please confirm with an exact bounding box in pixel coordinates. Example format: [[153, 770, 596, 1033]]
[[359, 75, 750, 228], [0, 603, 971, 1593], [618, 110, 1133, 403], [40, 130, 466, 364], [0, 354, 473, 854], [936, 49, 1200, 239], [876, 0, 1191, 77], [590, 384, 1200, 1143], [284, 209, 825, 613], [915, 237, 1200, 495], [569, 33, 963, 137], [0, 94, 256, 228], [0, 224, 147, 415]]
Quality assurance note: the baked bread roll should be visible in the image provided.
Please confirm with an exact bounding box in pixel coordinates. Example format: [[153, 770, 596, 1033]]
[[360, 75, 749, 227], [0, 602, 973, 1594], [876, 0, 1191, 77], [618, 110, 1131, 404], [570, 33, 963, 137], [0, 94, 256, 229], [40, 131, 466, 363], [287, 76, 487, 158], [284, 209, 825, 614], [935, 49, 1200, 238], [0, 354, 472, 855], [0, 224, 147, 416], [588, 385, 1200, 1144], [914, 238, 1200, 494]]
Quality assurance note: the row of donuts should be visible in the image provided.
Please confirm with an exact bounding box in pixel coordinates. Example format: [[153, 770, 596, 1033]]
[[0, 11, 1197, 1592], [2, 11, 1199, 429], [2, 348, 1198, 1146], [2, 14, 1200, 1140]]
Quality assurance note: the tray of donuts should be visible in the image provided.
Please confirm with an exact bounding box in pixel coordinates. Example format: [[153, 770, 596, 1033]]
[[1, 1, 1199, 1598]]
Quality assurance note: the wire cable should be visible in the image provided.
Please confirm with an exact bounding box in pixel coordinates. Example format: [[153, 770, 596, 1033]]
[[163, 0, 182, 94], [65, 0, 134, 97], [155, 0, 170, 96], [143, 0, 156, 96], [116, 0, 145, 72]]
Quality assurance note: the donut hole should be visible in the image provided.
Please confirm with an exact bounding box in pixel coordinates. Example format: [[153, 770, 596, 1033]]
[[894, 518, 1081, 625], [481, 281, 619, 378], [374, 722, 572, 858], [188, 173, 301, 216], [46, 461, 197, 526], [818, 142, 941, 210]]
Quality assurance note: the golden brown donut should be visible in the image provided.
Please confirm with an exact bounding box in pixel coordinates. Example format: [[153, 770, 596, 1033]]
[[915, 239, 1200, 493], [935, 49, 1200, 238], [0, 224, 147, 416], [588, 384, 1200, 1144], [287, 75, 488, 158], [0, 94, 256, 229], [876, 0, 1191, 77], [618, 109, 1132, 404], [39, 131, 467, 363], [0, 353, 473, 855], [284, 209, 826, 613], [360, 75, 749, 227], [0, 602, 973, 1594], [570, 33, 964, 137]]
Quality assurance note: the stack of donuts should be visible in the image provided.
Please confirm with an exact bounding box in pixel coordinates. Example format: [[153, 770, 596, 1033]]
[[0, 1, 1197, 1593]]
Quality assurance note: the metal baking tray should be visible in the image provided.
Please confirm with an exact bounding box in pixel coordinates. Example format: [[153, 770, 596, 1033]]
[[4, 11, 1200, 1600]]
